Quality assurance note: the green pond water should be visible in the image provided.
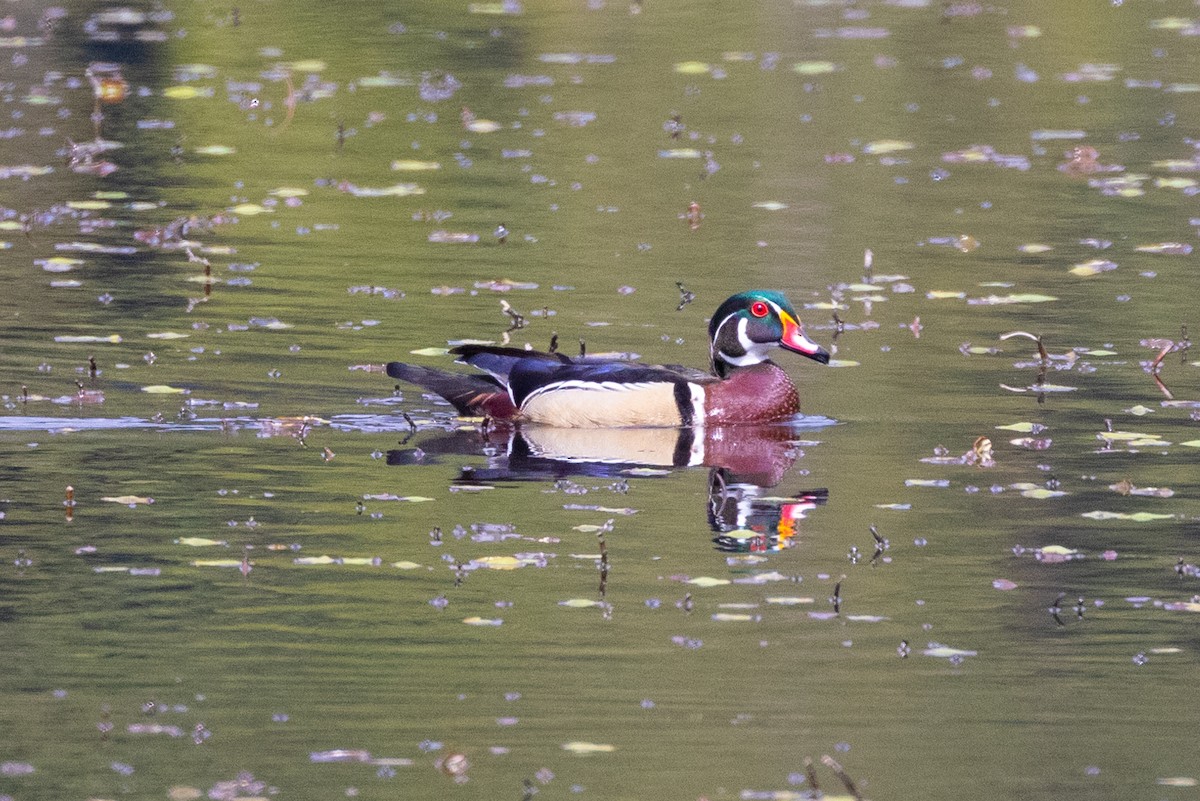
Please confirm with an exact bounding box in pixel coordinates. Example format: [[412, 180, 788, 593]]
[[2, 1, 1200, 799]]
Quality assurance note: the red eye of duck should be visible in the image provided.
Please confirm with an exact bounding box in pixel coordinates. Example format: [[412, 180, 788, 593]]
[[749, 301, 770, 318]]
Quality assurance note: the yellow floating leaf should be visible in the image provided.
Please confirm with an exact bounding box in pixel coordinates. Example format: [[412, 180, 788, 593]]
[[391, 160, 442, 171], [286, 59, 327, 72], [765, 596, 815, 605], [559, 599, 602, 608], [674, 61, 712, 74], [996, 422, 1038, 432], [1021, 488, 1067, 499], [101, 495, 154, 506], [1155, 177, 1198, 189], [1098, 430, 1162, 441], [1180, 440, 1200, 448], [462, 616, 503, 626], [561, 741, 615, 755], [465, 119, 502, 133], [409, 347, 449, 356], [1018, 243, 1053, 253], [269, 187, 309, 198], [162, 85, 214, 99], [712, 613, 754, 621], [195, 145, 236, 156], [146, 332, 189, 340], [391, 561, 423, 569], [1158, 777, 1200, 787], [794, 61, 838, 75], [191, 559, 243, 567], [66, 200, 112, 210], [659, 148, 703, 159], [926, 290, 966, 299], [686, 576, 730, 587], [472, 556, 523, 570], [294, 555, 338, 565], [141, 385, 189, 394], [37, 257, 84, 272], [230, 203, 270, 215], [863, 139, 915, 155], [175, 537, 227, 547], [1135, 242, 1192, 255], [752, 201, 789, 210], [54, 334, 122, 343], [827, 359, 860, 367], [1069, 259, 1118, 277]]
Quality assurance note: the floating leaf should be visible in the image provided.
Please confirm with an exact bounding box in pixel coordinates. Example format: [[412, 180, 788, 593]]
[[141, 385, 189, 394], [905, 479, 949, 488], [286, 59, 327, 72], [102, 495, 154, 506], [794, 61, 838, 75], [175, 537, 227, 547], [54, 334, 122, 343], [658, 148, 703, 159], [345, 183, 425, 198], [1080, 511, 1175, 522], [926, 290, 966, 299], [1069, 259, 1117, 277], [470, 556, 525, 570], [391, 160, 441, 171], [752, 201, 789, 210], [1018, 243, 1053, 253], [993, 579, 1018, 590], [464, 119, 502, 133], [1097, 430, 1163, 442], [191, 559, 243, 567], [1163, 602, 1200, 613], [863, 139, 914, 154], [674, 61, 711, 74], [146, 332, 189, 340], [391, 561, 423, 570], [686, 576, 731, 587], [712, 613, 755, 622], [229, 203, 270, 215], [37, 257, 84, 272], [462, 616, 503, 626], [1136, 242, 1192, 255], [922, 645, 978, 658], [1020, 488, 1066, 499], [559, 599, 603, 608], [995, 422, 1040, 432], [765, 596, 815, 605], [293, 556, 338, 565], [968, 293, 1058, 305], [561, 742, 615, 755], [162, 85, 214, 99], [428, 230, 479, 243], [195, 145, 236, 156]]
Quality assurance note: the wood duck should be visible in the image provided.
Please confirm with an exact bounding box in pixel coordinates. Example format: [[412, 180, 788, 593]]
[[386, 290, 830, 427]]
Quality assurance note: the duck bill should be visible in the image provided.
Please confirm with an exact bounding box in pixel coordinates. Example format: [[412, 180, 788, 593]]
[[779, 313, 831, 364]]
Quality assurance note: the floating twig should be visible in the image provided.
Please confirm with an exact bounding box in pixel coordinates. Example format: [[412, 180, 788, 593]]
[[821, 755, 864, 801], [676, 281, 696, 311]]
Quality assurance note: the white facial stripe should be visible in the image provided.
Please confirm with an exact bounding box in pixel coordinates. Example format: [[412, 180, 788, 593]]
[[720, 320, 775, 366]]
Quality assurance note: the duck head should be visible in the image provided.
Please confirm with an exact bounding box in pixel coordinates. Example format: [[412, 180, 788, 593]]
[[708, 290, 830, 378]]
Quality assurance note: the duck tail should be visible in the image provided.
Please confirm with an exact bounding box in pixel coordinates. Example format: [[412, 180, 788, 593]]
[[386, 362, 517, 419]]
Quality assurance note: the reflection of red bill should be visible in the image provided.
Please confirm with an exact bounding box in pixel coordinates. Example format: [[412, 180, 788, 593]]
[[777, 501, 818, 544]]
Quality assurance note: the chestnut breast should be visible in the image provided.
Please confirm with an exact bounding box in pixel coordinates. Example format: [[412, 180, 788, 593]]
[[703, 362, 801, 425]]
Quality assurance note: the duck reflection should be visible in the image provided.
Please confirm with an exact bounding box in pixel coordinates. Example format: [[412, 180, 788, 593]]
[[386, 422, 827, 551]]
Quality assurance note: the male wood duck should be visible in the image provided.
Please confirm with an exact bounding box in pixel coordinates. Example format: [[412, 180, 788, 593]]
[[386, 290, 829, 427]]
